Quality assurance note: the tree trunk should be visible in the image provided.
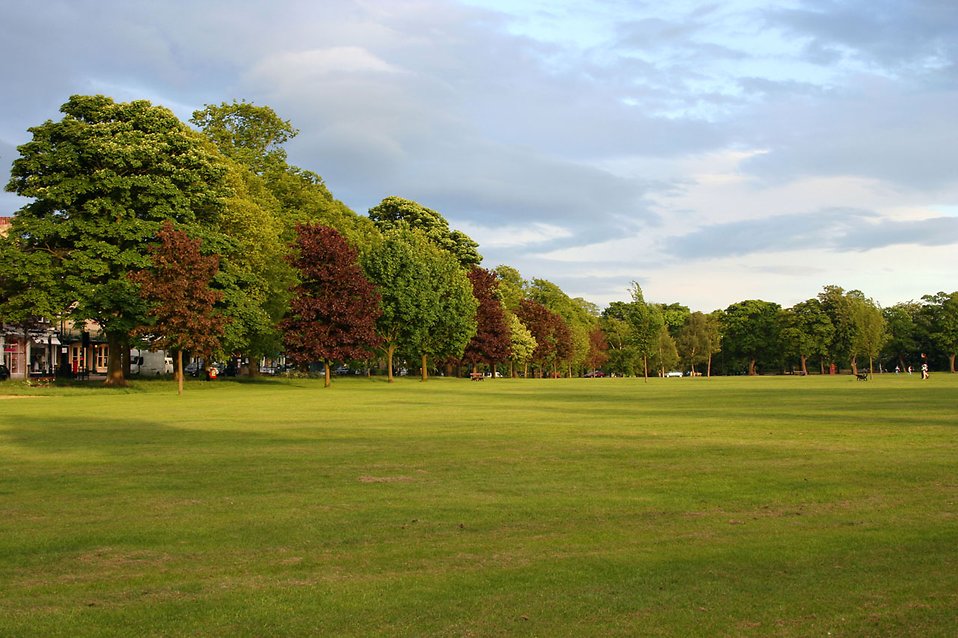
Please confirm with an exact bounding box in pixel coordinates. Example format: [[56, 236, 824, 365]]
[[421, 354, 428, 382], [707, 353, 712, 379], [176, 349, 184, 396], [103, 333, 127, 387], [386, 344, 396, 383], [643, 356, 649, 383], [748, 358, 756, 376], [869, 356, 875, 375], [324, 359, 331, 388], [800, 354, 808, 376], [850, 358, 858, 376], [949, 353, 956, 373]]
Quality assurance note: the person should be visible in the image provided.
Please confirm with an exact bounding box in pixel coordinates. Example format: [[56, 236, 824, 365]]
[[921, 362, 929, 380], [894, 365, 900, 374], [207, 365, 218, 381]]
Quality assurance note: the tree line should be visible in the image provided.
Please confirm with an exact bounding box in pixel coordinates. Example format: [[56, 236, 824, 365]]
[[1, 95, 956, 388]]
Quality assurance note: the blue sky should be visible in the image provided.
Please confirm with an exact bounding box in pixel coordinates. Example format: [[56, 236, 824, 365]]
[[2, 0, 956, 311]]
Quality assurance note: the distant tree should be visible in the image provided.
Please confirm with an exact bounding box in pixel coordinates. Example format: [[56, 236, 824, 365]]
[[4, 95, 232, 386], [585, 326, 610, 374], [703, 310, 723, 378], [882, 302, 923, 372], [369, 196, 481, 267], [516, 299, 566, 377], [625, 283, 664, 380], [675, 311, 709, 376], [527, 279, 594, 375], [658, 303, 691, 337], [494, 265, 527, 311], [651, 325, 679, 376], [463, 268, 511, 376], [782, 299, 834, 375], [722, 300, 783, 375], [507, 313, 537, 378], [130, 222, 228, 395], [920, 291, 958, 372], [601, 302, 641, 376], [281, 224, 381, 387], [362, 228, 476, 381], [848, 293, 887, 375], [818, 285, 857, 372]]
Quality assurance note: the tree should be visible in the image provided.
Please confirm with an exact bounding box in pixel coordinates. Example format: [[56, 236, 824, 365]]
[[130, 222, 228, 395], [281, 225, 382, 387], [585, 326, 609, 374], [463, 268, 511, 376], [494, 265, 526, 311], [369, 196, 481, 267], [507, 313, 537, 378], [920, 291, 958, 372], [362, 228, 476, 382], [882, 302, 923, 372], [675, 311, 709, 376], [190, 100, 298, 177], [721, 300, 783, 375], [516, 299, 567, 377], [600, 302, 641, 376], [625, 283, 664, 380], [782, 299, 834, 375], [848, 293, 887, 375], [528, 278, 596, 376], [4, 95, 232, 386], [703, 311, 723, 378], [818, 285, 857, 372], [651, 325, 679, 376]]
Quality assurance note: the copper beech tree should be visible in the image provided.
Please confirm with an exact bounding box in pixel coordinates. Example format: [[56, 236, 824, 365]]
[[462, 267, 511, 376], [131, 222, 229, 395], [281, 224, 381, 387]]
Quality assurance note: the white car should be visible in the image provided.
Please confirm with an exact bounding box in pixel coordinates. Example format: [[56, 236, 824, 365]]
[[665, 370, 683, 378]]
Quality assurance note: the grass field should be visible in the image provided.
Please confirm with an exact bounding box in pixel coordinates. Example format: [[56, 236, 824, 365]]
[[1, 374, 956, 637]]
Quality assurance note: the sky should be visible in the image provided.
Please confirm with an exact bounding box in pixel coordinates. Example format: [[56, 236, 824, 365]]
[[1, 0, 957, 312]]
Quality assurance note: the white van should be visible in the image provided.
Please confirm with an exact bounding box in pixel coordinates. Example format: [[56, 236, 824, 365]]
[[130, 349, 174, 375]]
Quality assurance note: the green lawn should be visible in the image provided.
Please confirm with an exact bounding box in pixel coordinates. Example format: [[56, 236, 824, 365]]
[[1, 374, 956, 637]]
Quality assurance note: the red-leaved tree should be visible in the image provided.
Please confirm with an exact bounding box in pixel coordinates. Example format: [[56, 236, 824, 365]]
[[282, 224, 382, 387], [516, 298, 570, 377], [462, 267, 511, 376], [131, 221, 229, 395]]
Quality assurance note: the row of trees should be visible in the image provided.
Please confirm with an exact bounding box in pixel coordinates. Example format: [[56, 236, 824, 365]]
[[2, 95, 956, 389]]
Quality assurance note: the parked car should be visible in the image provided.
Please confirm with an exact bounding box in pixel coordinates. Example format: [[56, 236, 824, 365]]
[[584, 370, 606, 378], [665, 370, 684, 378]]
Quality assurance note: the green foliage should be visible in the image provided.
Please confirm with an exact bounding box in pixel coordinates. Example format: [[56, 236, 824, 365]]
[[721, 299, 784, 375], [782, 298, 834, 373], [369, 196, 481, 267], [919, 291, 958, 372], [4, 94, 233, 384], [362, 228, 477, 380]]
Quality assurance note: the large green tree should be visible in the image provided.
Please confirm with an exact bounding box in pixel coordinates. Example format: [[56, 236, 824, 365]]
[[368, 196, 481, 267], [920, 291, 958, 372], [362, 228, 477, 382], [882, 302, 923, 372], [721, 300, 783, 375], [782, 299, 834, 375], [3, 95, 232, 386]]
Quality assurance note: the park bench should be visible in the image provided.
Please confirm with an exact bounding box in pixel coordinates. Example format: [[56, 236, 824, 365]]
[[856, 371, 869, 381], [469, 372, 484, 381]]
